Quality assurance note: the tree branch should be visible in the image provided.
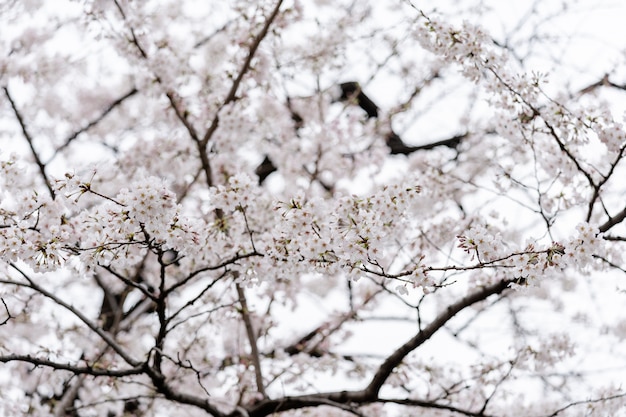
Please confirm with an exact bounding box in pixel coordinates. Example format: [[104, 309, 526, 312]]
[[577, 73, 626, 95], [3, 86, 56, 199], [4, 264, 141, 367], [364, 278, 512, 398], [379, 397, 497, 417], [543, 392, 626, 417], [54, 375, 85, 417], [114, 2, 200, 143], [599, 205, 626, 233], [0, 354, 144, 377], [236, 283, 267, 398], [244, 279, 513, 417], [195, 0, 284, 189], [255, 81, 465, 183], [50, 87, 139, 160], [200, 0, 285, 149], [143, 364, 225, 417], [165, 250, 262, 295], [0, 298, 12, 325]]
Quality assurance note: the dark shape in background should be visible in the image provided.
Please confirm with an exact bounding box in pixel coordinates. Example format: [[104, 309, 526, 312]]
[[256, 82, 466, 184]]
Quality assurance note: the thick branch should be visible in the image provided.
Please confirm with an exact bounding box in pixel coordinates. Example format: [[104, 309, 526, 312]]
[[244, 279, 513, 417], [152, 259, 169, 374], [236, 283, 267, 398], [599, 205, 626, 233], [386, 131, 465, 155], [54, 375, 85, 417], [578, 74, 626, 95], [282, 290, 380, 358], [337, 81, 464, 155], [255, 81, 465, 183], [364, 278, 512, 397]]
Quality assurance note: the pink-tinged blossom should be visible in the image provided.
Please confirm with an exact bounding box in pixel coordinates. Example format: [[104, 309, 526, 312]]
[[1, 1, 626, 416]]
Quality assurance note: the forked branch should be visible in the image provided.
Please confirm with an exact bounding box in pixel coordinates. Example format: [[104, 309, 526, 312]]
[[242, 278, 513, 417]]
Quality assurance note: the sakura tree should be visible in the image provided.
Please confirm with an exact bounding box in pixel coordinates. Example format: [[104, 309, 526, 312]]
[[2, 0, 626, 416]]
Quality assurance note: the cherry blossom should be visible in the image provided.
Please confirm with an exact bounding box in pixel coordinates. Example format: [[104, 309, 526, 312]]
[[1, 1, 626, 416]]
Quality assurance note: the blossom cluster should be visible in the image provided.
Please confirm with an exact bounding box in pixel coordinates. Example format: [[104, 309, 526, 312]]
[[413, 15, 507, 82], [0, 193, 70, 271], [457, 222, 604, 285], [562, 222, 604, 268], [2, 2, 626, 416], [0, 168, 205, 273], [266, 182, 428, 286], [518, 333, 576, 370], [456, 223, 507, 263], [209, 173, 259, 213], [70, 174, 204, 269]]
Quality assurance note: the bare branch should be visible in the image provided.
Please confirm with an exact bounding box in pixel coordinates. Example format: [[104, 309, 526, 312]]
[[165, 251, 262, 295], [599, 205, 626, 233], [236, 283, 267, 398], [4, 264, 142, 367], [152, 259, 169, 374], [363, 278, 512, 398], [378, 397, 497, 417], [0, 354, 144, 377], [542, 392, 626, 417], [244, 279, 513, 417], [578, 74, 626, 95], [50, 87, 138, 160], [281, 289, 380, 358], [54, 375, 85, 417], [143, 364, 225, 417], [0, 298, 12, 325], [3, 86, 56, 199]]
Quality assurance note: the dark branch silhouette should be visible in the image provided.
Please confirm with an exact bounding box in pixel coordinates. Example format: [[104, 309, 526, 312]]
[[386, 130, 465, 155], [239, 278, 513, 417], [255, 81, 466, 183], [338, 81, 379, 118], [255, 156, 277, 184], [3, 87, 56, 200], [578, 73, 626, 95], [338, 81, 465, 154], [599, 205, 626, 233]]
